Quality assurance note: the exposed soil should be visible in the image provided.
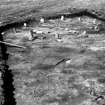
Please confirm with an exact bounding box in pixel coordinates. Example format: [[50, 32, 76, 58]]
[[1, 0, 105, 27], [2, 16, 105, 105]]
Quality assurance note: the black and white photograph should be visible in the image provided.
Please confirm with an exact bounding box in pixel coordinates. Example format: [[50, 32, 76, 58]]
[[0, 0, 105, 105]]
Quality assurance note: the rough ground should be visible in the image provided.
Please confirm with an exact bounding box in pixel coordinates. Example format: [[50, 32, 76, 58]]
[[1, 0, 105, 105], [3, 16, 105, 105], [1, 0, 105, 27]]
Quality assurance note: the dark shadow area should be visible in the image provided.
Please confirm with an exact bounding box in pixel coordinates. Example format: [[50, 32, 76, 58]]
[[2, 66, 16, 105], [54, 47, 77, 53], [0, 18, 37, 33], [0, 9, 105, 33], [46, 9, 105, 21], [0, 33, 16, 105], [31, 64, 54, 71]]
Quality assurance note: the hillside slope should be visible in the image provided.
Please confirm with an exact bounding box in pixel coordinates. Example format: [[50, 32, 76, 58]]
[[0, 0, 105, 27]]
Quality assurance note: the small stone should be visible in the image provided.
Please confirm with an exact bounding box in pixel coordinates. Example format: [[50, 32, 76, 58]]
[[65, 28, 69, 31], [1, 32, 5, 35], [60, 16, 64, 21], [23, 23, 27, 27], [65, 59, 72, 64], [36, 30, 43, 34], [72, 89, 79, 96], [78, 17, 81, 21], [40, 17, 45, 23], [93, 19, 96, 24]]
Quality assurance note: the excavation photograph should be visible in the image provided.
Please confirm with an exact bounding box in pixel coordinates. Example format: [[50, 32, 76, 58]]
[[1, 0, 105, 105]]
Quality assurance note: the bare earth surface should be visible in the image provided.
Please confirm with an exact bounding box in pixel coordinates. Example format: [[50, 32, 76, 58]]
[[1, 0, 105, 27], [3, 16, 105, 105]]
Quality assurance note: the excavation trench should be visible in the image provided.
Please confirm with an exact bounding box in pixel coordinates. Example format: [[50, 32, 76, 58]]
[[1, 10, 105, 32]]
